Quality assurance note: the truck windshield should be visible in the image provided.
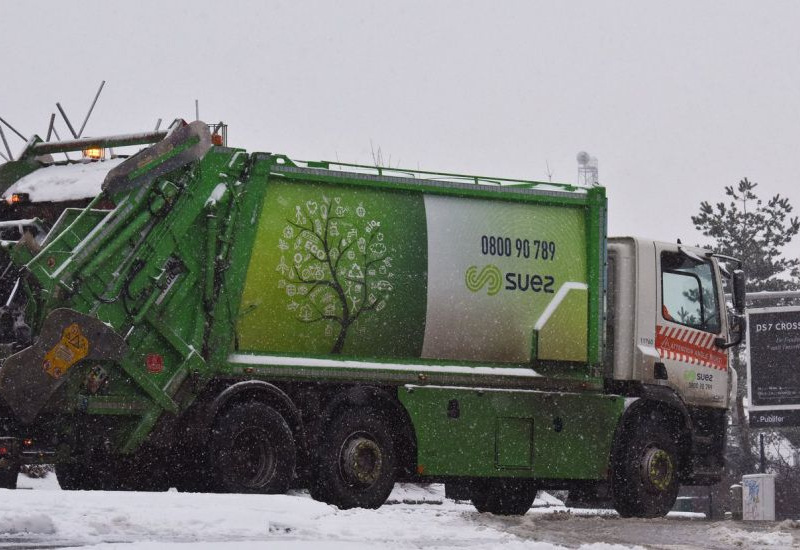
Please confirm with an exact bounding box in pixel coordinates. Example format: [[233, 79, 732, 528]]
[[660, 251, 721, 334]]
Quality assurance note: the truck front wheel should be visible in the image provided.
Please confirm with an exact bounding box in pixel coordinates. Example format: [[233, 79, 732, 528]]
[[311, 407, 396, 509], [470, 479, 537, 515], [212, 401, 296, 494], [611, 411, 680, 518]]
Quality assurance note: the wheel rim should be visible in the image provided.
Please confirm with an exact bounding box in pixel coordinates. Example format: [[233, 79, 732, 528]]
[[338, 432, 383, 487], [641, 447, 674, 493], [229, 427, 276, 488]]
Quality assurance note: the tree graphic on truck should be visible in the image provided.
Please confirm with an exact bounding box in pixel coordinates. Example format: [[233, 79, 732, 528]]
[[276, 194, 395, 353]]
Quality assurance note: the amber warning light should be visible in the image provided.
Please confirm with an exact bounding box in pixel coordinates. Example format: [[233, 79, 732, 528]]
[[5, 193, 30, 205], [83, 146, 105, 160]]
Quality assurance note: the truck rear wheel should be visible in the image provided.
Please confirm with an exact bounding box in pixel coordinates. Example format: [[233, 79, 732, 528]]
[[212, 401, 296, 494], [470, 479, 537, 515], [611, 411, 680, 518], [311, 407, 396, 509]]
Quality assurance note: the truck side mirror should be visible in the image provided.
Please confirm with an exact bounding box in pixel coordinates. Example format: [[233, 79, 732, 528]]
[[715, 268, 747, 350], [733, 269, 746, 313], [715, 314, 746, 349]]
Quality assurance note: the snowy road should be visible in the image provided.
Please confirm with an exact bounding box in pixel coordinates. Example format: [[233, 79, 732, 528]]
[[0, 475, 796, 549]]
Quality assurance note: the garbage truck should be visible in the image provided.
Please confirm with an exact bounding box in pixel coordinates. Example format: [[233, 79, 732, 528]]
[[0, 120, 746, 517]]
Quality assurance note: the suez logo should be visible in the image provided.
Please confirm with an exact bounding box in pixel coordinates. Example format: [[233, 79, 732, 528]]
[[465, 265, 555, 295], [465, 235, 559, 295], [683, 369, 714, 384]]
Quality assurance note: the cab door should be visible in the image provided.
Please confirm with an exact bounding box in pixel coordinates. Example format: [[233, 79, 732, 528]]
[[655, 244, 730, 408]]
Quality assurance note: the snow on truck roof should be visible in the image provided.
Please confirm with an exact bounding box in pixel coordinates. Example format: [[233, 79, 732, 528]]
[[3, 157, 125, 203]]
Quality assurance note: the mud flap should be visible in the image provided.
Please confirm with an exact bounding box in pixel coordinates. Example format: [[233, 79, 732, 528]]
[[0, 309, 127, 424]]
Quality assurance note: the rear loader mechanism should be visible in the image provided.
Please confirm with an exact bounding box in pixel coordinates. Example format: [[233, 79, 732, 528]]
[[0, 120, 234, 486]]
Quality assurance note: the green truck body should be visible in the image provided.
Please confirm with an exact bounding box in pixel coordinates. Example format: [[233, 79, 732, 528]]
[[0, 121, 745, 516]]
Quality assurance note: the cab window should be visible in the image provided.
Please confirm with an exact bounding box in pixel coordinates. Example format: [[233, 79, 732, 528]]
[[661, 251, 720, 334]]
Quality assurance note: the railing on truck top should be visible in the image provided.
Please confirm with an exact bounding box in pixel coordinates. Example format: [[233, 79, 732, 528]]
[[297, 159, 587, 193]]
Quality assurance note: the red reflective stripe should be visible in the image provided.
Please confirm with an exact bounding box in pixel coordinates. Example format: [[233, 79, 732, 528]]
[[655, 325, 728, 370]]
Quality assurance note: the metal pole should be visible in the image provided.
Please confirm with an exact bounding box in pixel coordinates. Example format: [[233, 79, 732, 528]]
[[708, 486, 713, 521], [154, 118, 162, 131], [46, 113, 56, 142], [56, 102, 79, 139], [759, 433, 766, 473], [78, 80, 106, 137], [30, 130, 168, 155], [195, 99, 199, 121], [0, 115, 27, 142], [50, 127, 70, 161], [0, 125, 14, 161]]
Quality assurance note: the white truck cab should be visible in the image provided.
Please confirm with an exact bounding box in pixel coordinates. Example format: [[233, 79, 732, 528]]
[[606, 236, 746, 485]]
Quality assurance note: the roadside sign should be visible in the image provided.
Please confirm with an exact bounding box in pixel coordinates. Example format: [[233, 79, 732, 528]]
[[746, 307, 800, 427]]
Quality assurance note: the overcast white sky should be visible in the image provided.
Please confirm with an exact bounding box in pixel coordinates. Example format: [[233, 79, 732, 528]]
[[2, 1, 799, 260]]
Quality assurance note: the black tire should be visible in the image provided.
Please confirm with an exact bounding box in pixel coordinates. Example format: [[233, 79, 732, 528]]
[[470, 479, 537, 515], [311, 407, 396, 509], [211, 401, 296, 494], [611, 411, 680, 518], [0, 467, 17, 489]]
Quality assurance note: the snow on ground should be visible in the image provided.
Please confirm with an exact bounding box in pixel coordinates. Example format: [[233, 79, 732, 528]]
[[3, 158, 125, 202], [0, 475, 795, 549]]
